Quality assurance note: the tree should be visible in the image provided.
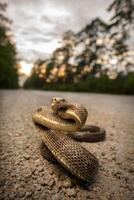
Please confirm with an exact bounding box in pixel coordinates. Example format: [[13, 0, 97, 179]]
[[108, 0, 134, 28], [23, 66, 44, 89], [0, 3, 18, 88], [75, 18, 110, 79], [107, 0, 134, 74]]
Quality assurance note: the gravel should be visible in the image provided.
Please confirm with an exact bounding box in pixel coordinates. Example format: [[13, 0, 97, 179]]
[[0, 90, 134, 200]]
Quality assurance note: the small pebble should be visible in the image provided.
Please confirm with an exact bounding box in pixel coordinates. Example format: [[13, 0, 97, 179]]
[[128, 165, 134, 173], [17, 189, 26, 198], [23, 153, 31, 160], [40, 177, 54, 187], [25, 191, 32, 197], [62, 178, 72, 188], [66, 188, 76, 197]]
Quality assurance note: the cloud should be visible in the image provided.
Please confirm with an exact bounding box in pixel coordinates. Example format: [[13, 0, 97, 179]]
[[6, 0, 112, 62]]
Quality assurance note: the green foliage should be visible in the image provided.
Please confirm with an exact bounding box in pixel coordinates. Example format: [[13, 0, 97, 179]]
[[24, 72, 134, 94], [0, 3, 18, 88], [23, 67, 44, 89], [123, 73, 134, 94]]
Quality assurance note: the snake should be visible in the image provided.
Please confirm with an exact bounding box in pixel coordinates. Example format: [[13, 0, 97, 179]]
[[32, 97, 106, 182]]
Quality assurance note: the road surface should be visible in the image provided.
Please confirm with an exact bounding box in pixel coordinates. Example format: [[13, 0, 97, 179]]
[[0, 90, 134, 200]]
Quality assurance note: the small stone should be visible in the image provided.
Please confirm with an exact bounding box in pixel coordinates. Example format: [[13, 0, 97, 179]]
[[62, 178, 72, 188], [129, 165, 134, 173], [0, 179, 6, 187], [15, 160, 21, 165], [9, 193, 15, 199], [66, 188, 76, 197], [17, 189, 25, 198], [49, 178, 55, 187], [32, 174, 37, 180], [1, 155, 7, 160], [37, 166, 44, 172], [86, 194, 94, 199], [14, 183, 19, 190], [7, 132, 12, 137], [34, 169, 39, 176], [35, 184, 41, 191], [113, 171, 121, 179], [40, 176, 54, 187], [49, 167, 54, 175], [111, 147, 116, 151], [23, 153, 30, 160], [25, 191, 32, 197], [116, 161, 121, 166], [11, 171, 16, 177], [34, 159, 40, 167], [101, 152, 105, 157], [100, 196, 108, 200], [25, 172, 32, 178], [25, 143, 30, 148], [51, 193, 60, 200], [111, 156, 116, 161], [21, 128, 25, 132]]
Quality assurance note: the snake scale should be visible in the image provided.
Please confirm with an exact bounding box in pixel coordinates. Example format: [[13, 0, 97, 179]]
[[32, 97, 106, 182]]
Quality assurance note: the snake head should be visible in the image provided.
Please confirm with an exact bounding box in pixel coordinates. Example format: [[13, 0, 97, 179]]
[[51, 97, 67, 113]]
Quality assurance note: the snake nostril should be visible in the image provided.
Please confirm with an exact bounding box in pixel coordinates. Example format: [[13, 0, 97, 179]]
[[37, 107, 42, 112]]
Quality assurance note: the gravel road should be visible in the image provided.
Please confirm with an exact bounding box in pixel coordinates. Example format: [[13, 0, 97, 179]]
[[0, 90, 134, 200]]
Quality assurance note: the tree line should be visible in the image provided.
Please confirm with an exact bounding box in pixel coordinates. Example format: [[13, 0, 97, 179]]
[[24, 0, 134, 94]]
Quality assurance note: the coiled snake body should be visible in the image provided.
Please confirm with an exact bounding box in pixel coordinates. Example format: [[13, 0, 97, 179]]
[[32, 97, 105, 182]]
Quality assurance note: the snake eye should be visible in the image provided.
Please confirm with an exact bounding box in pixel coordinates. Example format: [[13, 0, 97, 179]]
[[53, 97, 57, 101], [51, 97, 57, 103]]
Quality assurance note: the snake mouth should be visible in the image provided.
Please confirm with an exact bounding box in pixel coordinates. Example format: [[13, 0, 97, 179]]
[[58, 107, 67, 111], [64, 118, 76, 124], [34, 122, 50, 131]]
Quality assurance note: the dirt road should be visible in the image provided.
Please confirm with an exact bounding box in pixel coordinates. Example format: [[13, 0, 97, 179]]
[[0, 90, 134, 200]]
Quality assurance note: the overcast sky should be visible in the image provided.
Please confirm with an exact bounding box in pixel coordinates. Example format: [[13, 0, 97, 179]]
[[5, 0, 112, 62]]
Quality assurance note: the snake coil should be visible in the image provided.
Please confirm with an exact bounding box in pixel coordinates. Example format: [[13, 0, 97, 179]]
[[32, 97, 105, 182]]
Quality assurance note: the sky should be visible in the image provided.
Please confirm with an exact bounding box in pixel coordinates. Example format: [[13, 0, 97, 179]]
[[5, 0, 112, 64]]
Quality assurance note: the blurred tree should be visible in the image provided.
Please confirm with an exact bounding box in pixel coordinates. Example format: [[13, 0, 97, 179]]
[[108, 0, 134, 53], [0, 3, 18, 88], [23, 66, 44, 89], [75, 18, 110, 80], [38, 31, 75, 84], [24, 0, 134, 94], [108, 0, 134, 28], [107, 0, 134, 75]]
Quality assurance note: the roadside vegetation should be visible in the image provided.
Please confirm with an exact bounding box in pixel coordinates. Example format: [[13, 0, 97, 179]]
[[23, 72, 134, 94], [0, 3, 19, 88]]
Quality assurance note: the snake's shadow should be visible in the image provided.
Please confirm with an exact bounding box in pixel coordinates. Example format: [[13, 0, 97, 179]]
[[40, 140, 96, 190]]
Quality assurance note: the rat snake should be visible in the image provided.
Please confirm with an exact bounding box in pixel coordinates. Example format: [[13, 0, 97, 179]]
[[32, 97, 105, 182]]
